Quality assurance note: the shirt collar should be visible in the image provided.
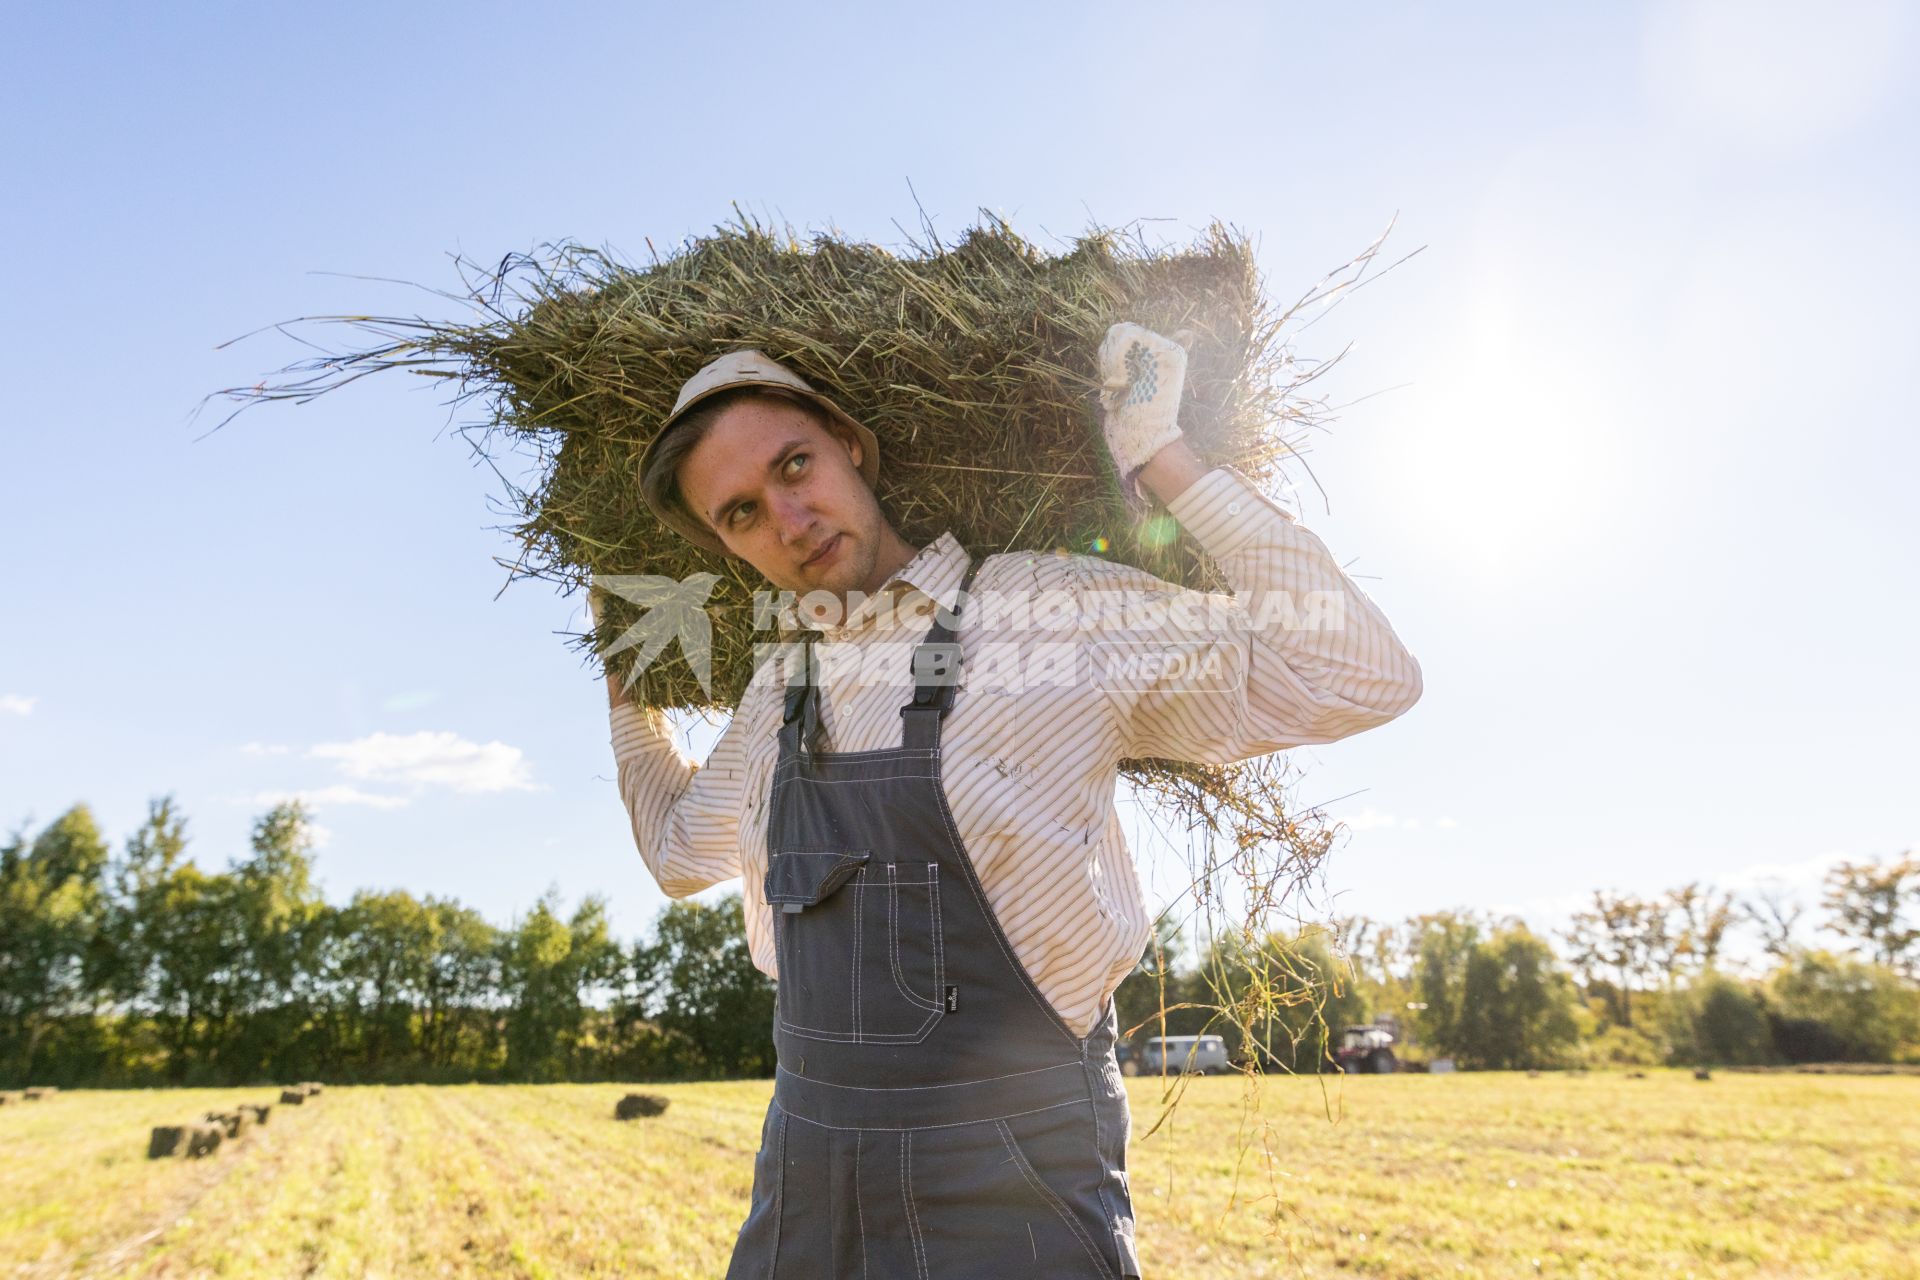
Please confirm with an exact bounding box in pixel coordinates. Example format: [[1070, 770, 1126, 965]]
[[777, 531, 969, 636]]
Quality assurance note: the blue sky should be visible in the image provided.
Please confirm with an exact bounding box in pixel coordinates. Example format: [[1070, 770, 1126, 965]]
[[3, 1, 1914, 955]]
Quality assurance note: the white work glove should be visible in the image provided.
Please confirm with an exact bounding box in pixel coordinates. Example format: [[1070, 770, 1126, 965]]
[[1097, 321, 1189, 516]]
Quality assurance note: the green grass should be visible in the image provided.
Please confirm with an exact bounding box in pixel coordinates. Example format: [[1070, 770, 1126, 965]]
[[2, 1071, 1915, 1278]]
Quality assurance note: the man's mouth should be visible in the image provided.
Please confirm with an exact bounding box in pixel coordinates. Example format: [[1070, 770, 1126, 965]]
[[802, 534, 843, 569]]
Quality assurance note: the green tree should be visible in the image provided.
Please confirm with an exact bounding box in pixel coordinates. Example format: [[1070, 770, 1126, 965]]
[[1668, 972, 1771, 1067], [1561, 892, 1662, 1028], [1449, 924, 1581, 1070], [1821, 854, 1920, 975], [0, 806, 112, 1083], [636, 894, 776, 1077], [1768, 949, 1920, 1063], [212, 803, 328, 1079], [336, 889, 438, 1073], [419, 897, 501, 1074], [499, 889, 621, 1080], [1409, 910, 1484, 1052], [1665, 882, 1738, 976]]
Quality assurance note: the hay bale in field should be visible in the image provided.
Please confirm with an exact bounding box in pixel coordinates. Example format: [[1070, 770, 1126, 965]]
[[148, 1126, 190, 1159], [300, 1081, 324, 1096], [245, 1103, 272, 1125], [1693, 1068, 1713, 1081], [22, 1086, 54, 1100], [185, 1124, 223, 1158], [0, 1091, 20, 1105], [279, 1088, 306, 1105], [203, 1110, 251, 1139], [614, 1092, 670, 1121]]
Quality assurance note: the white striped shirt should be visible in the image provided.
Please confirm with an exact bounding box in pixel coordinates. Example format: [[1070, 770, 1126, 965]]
[[609, 466, 1423, 1037]]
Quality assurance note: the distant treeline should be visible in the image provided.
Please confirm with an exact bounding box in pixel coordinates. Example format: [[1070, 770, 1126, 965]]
[[3, 798, 1916, 1087]]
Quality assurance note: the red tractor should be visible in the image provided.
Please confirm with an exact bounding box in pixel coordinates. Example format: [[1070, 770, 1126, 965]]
[[1334, 1025, 1399, 1074]]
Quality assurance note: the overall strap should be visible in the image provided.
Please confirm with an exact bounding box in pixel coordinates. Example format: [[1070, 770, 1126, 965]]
[[899, 553, 986, 751], [777, 552, 988, 759], [777, 630, 823, 758]]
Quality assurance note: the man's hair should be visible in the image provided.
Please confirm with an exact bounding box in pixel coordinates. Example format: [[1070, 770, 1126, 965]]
[[641, 386, 836, 538]]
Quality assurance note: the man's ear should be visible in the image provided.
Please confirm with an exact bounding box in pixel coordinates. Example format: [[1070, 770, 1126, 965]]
[[839, 426, 863, 472]]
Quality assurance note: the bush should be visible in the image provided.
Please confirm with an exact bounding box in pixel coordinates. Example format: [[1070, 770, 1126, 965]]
[[1767, 951, 1920, 1063], [1668, 972, 1772, 1067], [1582, 1021, 1667, 1068]]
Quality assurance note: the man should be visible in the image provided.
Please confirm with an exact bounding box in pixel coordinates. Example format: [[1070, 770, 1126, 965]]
[[596, 325, 1422, 1278]]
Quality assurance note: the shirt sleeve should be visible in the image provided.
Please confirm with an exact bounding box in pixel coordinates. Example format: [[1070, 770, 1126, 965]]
[[1083, 465, 1424, 764], [608, 682, 759, 898]]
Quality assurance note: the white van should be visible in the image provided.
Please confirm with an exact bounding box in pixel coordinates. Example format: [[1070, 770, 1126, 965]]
[[1139, 1034, 1230, 1075]]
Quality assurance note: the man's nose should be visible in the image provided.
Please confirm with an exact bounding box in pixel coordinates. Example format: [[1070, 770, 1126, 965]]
[[771, 492, 816, 544]]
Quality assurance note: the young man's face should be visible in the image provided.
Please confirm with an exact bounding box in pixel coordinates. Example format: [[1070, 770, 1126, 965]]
[[676, 397, 899, 598]]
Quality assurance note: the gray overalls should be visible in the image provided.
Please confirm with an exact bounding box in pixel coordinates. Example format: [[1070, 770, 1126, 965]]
[[725, 553, 1143, 1279]]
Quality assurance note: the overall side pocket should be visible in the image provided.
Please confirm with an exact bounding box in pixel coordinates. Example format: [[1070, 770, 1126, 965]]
[[766, 850, 869, 1042]]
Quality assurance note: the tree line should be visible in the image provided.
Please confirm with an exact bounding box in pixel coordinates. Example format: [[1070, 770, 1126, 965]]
[[1, 798, 774, 1087], [4, 797, 1916, 1086]]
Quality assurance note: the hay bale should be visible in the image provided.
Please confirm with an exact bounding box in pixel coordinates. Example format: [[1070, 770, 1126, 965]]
[[203, 1110, 251, 1140], [245, 1103, 273, 1125], [22, 1087, 53, 1101], [614, 1093, 670, 1121], [279, 1088, 306, 1105], [217, 211, 1373, 794], [300, 1082, 323, 1096], [0, 1091, 20, 1106], [1693, 1068, 1713, 1081], [148, 1126, 190, 1159], [185, 1124, 223, 1158]]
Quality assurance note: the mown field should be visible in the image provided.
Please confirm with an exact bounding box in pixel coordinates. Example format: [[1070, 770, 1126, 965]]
[[2, 1070, 1915, 1279]]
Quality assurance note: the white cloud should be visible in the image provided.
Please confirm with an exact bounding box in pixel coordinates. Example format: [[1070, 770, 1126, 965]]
[[308, 730, 539, 794], [1714, 847, 1860, 895], [241, 741, 292, 756], [245, 785, 411, 812], [1331, 808, 1401, 833], [1325, 809, 1460, 834], [2, 694, 36, 717]]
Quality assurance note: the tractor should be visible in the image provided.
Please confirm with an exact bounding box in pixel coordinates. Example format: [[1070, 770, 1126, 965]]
[[1334, 1025, 1398, 1074]]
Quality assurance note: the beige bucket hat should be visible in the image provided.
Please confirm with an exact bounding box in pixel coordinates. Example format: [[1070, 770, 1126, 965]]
[[639, 349, 882, 554]]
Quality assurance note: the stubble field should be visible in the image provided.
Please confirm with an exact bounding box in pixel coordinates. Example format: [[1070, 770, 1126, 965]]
[[2, 1070, 1915, 1279]]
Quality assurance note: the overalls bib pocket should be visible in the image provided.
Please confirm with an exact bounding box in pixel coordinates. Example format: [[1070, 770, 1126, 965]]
[[767, 848, 946, 1044]]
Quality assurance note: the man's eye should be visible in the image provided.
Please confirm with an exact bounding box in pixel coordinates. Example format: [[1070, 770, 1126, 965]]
[[725, 456, 805, 530]]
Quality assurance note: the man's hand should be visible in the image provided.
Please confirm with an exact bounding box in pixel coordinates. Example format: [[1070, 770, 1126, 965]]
[[1097, 321, 1189, 516], [587, 582, 627, 709]]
